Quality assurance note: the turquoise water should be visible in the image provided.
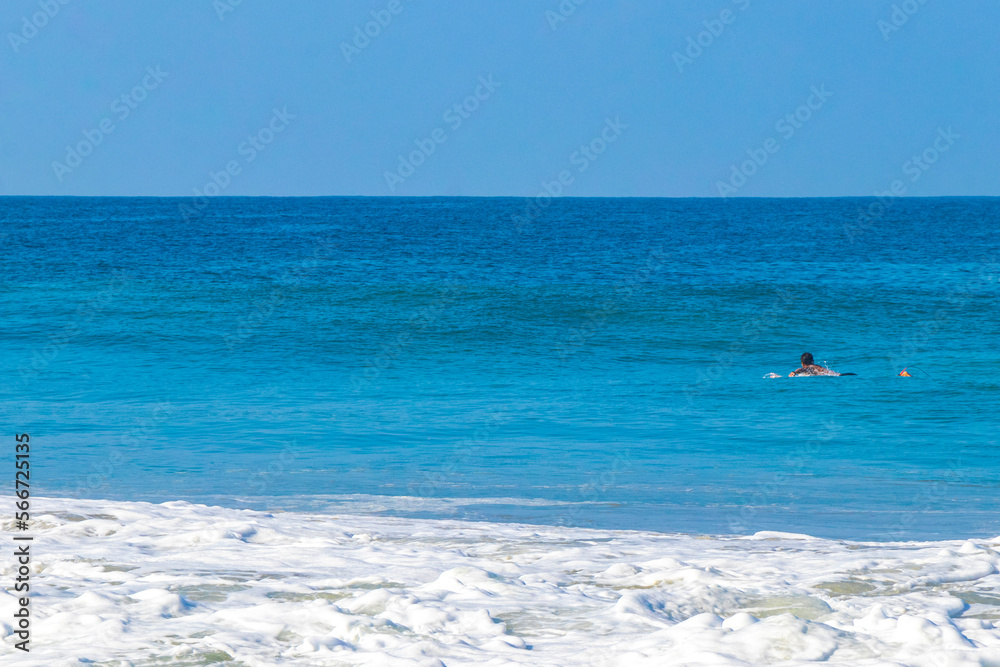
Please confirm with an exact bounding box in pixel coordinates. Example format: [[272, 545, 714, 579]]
[[3, 196, 998, 540]]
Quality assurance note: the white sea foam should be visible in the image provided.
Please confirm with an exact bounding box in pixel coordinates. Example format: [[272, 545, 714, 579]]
[[2, 497, 1000, 665], [222, 492, 585, 514]]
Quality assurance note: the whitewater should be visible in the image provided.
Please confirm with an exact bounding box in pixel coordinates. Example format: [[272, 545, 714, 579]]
[[2, 497, 1000, 666]]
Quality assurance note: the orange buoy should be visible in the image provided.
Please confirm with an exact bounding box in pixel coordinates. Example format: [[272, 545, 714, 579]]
[[898, 368, 912, 377]]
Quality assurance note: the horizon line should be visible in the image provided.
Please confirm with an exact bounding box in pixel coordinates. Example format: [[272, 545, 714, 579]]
[[2, 194, 998, 200]]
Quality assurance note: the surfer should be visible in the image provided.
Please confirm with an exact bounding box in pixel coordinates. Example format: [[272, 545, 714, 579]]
[[789, 352, 840, 376], [763, 353, 856, 378]]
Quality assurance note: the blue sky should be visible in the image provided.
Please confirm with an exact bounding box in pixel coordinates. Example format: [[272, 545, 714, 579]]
[[1, 1, 997, 197]]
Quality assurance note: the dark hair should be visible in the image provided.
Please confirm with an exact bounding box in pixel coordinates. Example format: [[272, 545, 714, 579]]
[[801, 352, 814, 366]]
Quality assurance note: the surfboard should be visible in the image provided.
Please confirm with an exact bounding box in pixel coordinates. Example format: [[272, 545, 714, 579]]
[[765, 372, 856, 378]]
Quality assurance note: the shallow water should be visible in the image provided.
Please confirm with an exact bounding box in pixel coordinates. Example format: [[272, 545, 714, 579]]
[[2, 196, 998, 539]]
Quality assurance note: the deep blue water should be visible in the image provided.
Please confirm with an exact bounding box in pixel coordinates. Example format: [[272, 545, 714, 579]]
[[2, 196, 998, 540]]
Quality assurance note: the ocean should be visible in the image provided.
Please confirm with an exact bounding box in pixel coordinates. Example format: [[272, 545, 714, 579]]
[[3, 196, 999, 664]]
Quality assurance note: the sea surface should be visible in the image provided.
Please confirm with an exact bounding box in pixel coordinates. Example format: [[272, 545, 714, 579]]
[[3, 196, 999, 540]]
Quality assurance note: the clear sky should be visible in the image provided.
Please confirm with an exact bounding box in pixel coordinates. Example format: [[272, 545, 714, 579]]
[[2, 1, 998, 197]]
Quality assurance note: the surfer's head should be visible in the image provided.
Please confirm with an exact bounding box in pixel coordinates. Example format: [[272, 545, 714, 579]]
[[801, 352, 814, 366]]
